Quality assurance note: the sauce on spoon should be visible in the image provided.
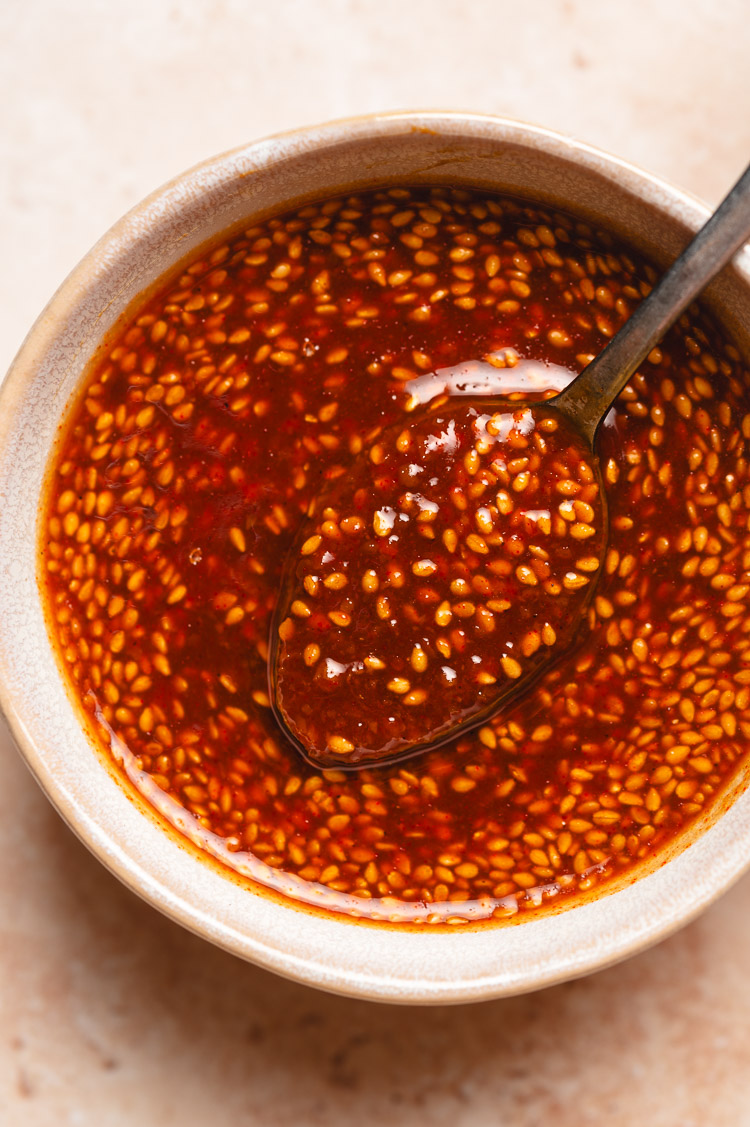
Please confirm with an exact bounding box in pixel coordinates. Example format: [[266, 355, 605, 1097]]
[[272, 395, 605, 766]]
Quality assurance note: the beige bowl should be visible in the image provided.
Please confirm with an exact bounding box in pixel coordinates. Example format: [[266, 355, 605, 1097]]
[[2, 112, 750, 1004]]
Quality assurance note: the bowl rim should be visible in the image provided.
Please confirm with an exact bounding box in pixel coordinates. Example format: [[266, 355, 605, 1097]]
[[2, 109, 750, 1005]]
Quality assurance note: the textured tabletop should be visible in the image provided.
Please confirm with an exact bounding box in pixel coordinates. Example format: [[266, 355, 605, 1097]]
[[2, 2, 750, 1123]]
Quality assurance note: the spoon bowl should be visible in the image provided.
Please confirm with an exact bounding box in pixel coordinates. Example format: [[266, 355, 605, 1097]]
[[271, 394, 607, 767]]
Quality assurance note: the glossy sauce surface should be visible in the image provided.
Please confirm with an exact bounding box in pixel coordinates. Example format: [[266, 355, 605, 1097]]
[[41, 187, 750, 924], [273, 401, 605, 767]]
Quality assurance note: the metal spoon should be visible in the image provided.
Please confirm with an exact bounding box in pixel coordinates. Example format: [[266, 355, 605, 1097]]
[[270, 161, 750, 770]]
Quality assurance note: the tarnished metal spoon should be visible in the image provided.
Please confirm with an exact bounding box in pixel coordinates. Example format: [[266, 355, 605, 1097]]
[[270, 162, 750, 770]]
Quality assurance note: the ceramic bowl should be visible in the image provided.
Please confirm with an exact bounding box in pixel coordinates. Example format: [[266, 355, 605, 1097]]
[[2, 112, 750, 1004]]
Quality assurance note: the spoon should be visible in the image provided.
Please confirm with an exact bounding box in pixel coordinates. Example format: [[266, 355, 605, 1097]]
[[270, 162, 750, 770]]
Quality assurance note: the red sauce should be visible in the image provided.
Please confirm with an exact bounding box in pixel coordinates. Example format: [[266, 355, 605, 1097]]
[[41, 186, 750, 925], [273, 401, 605, 766]]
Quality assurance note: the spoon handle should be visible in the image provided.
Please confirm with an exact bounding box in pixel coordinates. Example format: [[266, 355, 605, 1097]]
[[553, 160, 750, 445]]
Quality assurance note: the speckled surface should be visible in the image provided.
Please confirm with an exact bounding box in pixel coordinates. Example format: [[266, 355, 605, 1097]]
[[2, 0, 750, 1121]]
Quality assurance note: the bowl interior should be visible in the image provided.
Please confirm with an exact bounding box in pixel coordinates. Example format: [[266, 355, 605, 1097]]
[[2, 112, 750, 1003]]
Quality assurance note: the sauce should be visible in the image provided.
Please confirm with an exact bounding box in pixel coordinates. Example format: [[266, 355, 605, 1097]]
[[41, 187, 750, 924], [273, 401, 605, 766]]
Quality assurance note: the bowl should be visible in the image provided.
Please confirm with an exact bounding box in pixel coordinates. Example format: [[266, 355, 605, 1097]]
[[2, 112, 750, 1004]]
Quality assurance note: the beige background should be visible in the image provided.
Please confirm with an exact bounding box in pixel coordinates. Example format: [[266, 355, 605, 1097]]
[[2, 1, 750, 1123]]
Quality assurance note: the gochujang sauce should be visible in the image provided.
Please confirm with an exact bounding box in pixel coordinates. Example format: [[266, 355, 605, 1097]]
[[41, 187, 750, 924], [272, 400, 606, 767]]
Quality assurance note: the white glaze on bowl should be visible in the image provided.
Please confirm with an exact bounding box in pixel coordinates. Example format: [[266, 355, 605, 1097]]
[[1, 112, 750, 1003]]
